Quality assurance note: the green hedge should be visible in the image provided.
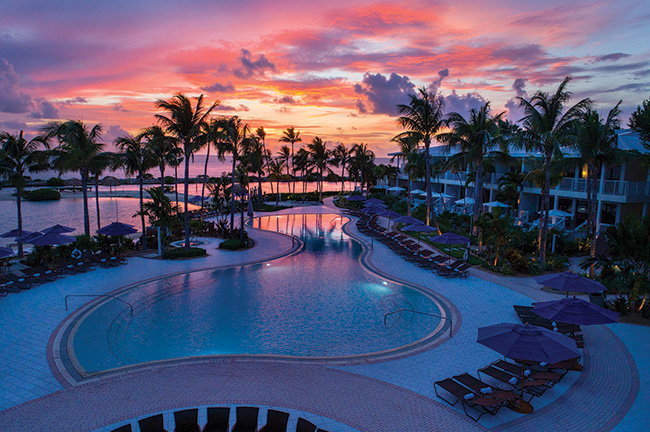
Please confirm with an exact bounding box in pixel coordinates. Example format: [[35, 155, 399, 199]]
[[46, 177, 66, 187], [162, 247, 206, 259], [219, 238, 248, 250], [24, 188, 61, 201]]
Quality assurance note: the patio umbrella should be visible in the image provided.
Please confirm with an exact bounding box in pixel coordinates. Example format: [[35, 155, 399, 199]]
[[97, 222, 137, 236], [0, 247, 14, 259], [346, 195, 366, 202], [534, 271, 605, 296], [393, 215, 422, 225], [0, 229, 34, 238], [16, 232, 44, 243], [431, 232, 470, 263], [409, 189, 425, 194], [377, 209, 401, 229], [455, 197, 475, 205], [477, 323, 580, 413], [41, 224, 75, 234], [360, 205, 384, 214], [403, 223, 438, 244], [548, 209, 571, 218], [483, 201, 509, 208], [364, 198, 386, 206], [531, 297, 618, 326], [26, 232, 76, 246], [387, 186, 405, 192]]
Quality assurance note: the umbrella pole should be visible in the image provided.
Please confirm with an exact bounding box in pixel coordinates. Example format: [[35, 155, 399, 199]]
[[511, 360, 534, 414]]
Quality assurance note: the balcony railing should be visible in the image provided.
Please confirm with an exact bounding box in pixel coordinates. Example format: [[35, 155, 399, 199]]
[[556, 178, 649, 197]]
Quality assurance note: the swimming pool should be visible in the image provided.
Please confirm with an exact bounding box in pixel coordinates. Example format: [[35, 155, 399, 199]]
[[68, 214, 447, 375]]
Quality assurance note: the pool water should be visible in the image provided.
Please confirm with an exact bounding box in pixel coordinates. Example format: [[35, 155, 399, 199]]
[[71, 214, 443, 373]]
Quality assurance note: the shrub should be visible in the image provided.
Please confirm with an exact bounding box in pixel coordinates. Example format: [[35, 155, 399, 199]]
[[219, 238, 248, 250], [162, 247, 207, 259], [24, 188, 61, 201], [46, 177, 66, 187]]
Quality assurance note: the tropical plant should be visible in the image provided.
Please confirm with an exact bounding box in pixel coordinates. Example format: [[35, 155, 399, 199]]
[[141, 125, 180, 192], [293, 148, 311, 201], [89, 152, 116, 231], [279, 127, 302, 193], [349, 143, 375, 195], [0, 131, 49, 257], [44, 120, 112, 236], [390, 135, 420, 215], [307, 137, 334, 202], [474, 213, 515, 266], [278, 145, 292, 197], [395, 87, 445, 228], [629, 97, 650, 148], [332, 143, 352, 194], [155, 93, 218, 250], [241, 132, 269, 206], [515, 77, 591, 265], [139, 187, 179, 249], [115, 134, 155, 249], [438, 102, 508, 234], [497, 170, 526, 212], [266, 157, 286, 205]]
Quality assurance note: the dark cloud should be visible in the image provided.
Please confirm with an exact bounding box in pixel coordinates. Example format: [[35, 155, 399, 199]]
[[30, 98, 58, 119], [442, 90, 487, 117], [233, 49, 275, 79], [62, 97, 88, 105], [430, 68, 449, 93], [214, 104, 250, 112], [0, 120, 29, 131], [505, 78, 528, 121], [276, 106, 291, 113], [275, 95, 297, 105], [353, 72, 415, 116], [104, 125, 129, 145], [0, 58, 32, 113], [593, 53, 630, 62], [602, 82, 650, 93], [512, 78, 528, 98], [202, 81, 235, 92], [113, 104, 128, 112]]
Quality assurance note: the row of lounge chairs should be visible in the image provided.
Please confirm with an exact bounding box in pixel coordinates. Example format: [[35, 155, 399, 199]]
[[110, 406, 330, 432], [513, 305, 584, 348], [434, 357, 581, 421], [0, 253, 128, 296], [355, 215, 471, 278]]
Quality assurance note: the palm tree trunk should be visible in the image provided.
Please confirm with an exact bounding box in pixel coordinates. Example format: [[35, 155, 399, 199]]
[[425, 142, 432, 225], [276, 179, 280, 205], [140, 175, 147, 250], [174, 165, 179, 212], [588, 162, 599, 277], [341, 166, 345, 194], [291, 143, 295, 194], [81, 170, 90, 236], [538, 153, 552, 265], [258, 172, 263, 207], [160, 165, 165, 192], [200, 144, 211, 223], [230, 152, 236, 229], [16, 187, 24, 258], [407, 179, 412, 216], [472, 163, 483, 236], [95, 175, 101, 230], [183, 146, 191, 251], [319, 167, 323, 202]]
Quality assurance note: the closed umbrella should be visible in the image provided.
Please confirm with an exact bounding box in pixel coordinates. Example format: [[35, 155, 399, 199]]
[[0, 247, 14, 259], [0, 229, 34, 238], [531, 297, 618, 326], [41, 224, 75, 234], [534, 272, 605, 296], [477, 323, 580, 413], [247, 198, 254, 217]]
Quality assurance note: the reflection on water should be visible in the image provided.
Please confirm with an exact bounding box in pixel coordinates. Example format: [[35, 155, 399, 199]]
[[72, 214, 442, 372]]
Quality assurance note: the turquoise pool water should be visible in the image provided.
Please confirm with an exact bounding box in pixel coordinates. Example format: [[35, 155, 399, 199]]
[[71, 214, 443, 373]]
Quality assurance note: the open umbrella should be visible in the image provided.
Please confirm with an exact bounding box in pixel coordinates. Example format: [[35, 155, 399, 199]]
[[0, 229, 34, 238], [548, 209, 571, 218], [409, 189, 425, 194], [483, 201, 509, 208], [26, 232, 76, 246], [187, 195, 204, 204], [41, 224, 75, 234], [393, 215, 422, 225], [376, 209, 401, 229], [403, 223, 438, 244], [98, 222, 137, 236], [16, 232, 44, 244], [455, 197, 475, 205], [387, 186, 405, 192], [531, 297, 618, 326], [431, 232, 470, 263], [364, 198, 386, 206], [346, 195, 366, 202], [477, 323, 580, 413], [0, 247, 14, 259], [534, 272, 605, 296], [360, 205, 384, 214]]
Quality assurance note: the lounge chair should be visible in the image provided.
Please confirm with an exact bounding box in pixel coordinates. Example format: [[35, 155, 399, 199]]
[[477, 365, 547, 398], [0, 285, 7, 296], [0, 275, 29, 291], [110, 425, 133, 432], [24, 266, 57, 283], [433, 377, 504, 421], [138, 414, 168, 432], [452, 373, 518, 404], [174, 408, 200, 432], [202, 407, 230, 432], [258, 409, 289, 432], [4, 273, 32, 289], [492, 360, 562, 385], [295, 418, 317, 432], [231, 406, 259, 432]]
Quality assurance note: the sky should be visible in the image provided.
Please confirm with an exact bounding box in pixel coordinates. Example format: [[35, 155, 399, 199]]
[[1, 0, 649, 156]]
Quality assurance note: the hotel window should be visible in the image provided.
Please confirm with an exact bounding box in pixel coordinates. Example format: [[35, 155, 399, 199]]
[[601, 203, 617, 225], [605, 165, 621, 181]]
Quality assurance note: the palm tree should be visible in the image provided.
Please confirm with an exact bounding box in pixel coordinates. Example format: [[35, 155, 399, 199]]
[[266, 157, 285, 205], [279, 127, 302, 193], [349, 143, 375, 195], [497, 170, 526, 212], [396, 87, 445, 227], [278, 145, 291, 197], [155, 93, 218, 250], [199, 118, 226, 220], [391, 134, 421, 215], [141, 125, 179, 192], [307, 137, 334, 202], [44, 120, 106, 236], [89, 153, 116, 231], [216, 116, 250, 228], [332, 143, 352, 194], [115, 134, 155, 250], [474, 213, 515, 266], [168, 152, 183, 211], [242, 133, 269, 206], [574, 102, 623, 275], [255, 127, 268, 203], [293, 148, 310, 201], [139, 187, 179, 250], [0, 131, 50, 257], [516, 77, 591, 265], [438, 102, 507, 234]]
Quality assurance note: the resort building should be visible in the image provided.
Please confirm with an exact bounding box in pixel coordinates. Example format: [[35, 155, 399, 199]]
[[389, 129, 650, 232]]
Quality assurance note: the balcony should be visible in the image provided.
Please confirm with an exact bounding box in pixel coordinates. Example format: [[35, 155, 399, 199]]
[[554, 178, 650, 199]]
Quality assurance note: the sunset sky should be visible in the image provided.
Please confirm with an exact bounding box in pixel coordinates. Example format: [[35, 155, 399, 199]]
[[1, 0, 649, 156]]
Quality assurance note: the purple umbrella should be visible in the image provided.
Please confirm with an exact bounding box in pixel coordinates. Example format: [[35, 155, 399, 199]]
[[532, 297, 618, 326], [403, 223, 438, 244], [16, 232, 44, 243], [97, 222, 137, 236], [376, 209, 402, 229], [0, 229, 34, 238], [359, 205, 384, 214], [26, 232, 76, 246], [393, 215, 422, 225], [431, 232, 470, 244], [534, 272, 605, 296], [477, 323, 580, 413], [41, 224, 75, 234], [346, 194, 366, 202], [0, 247, 14, 259], [364, 198, 385, 206]]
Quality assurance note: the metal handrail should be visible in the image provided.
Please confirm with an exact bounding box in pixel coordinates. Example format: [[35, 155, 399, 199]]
[[384, 309, 453, 338], [64, 294, 133, 314]]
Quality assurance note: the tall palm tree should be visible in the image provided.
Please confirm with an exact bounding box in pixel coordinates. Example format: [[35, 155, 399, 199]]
[[438, 102, 508, 234], [349, 143, 375, 196], [278, 145, 291, 197], [332, 143, 352, 194], [242, 133, 269, 206], [497, 170, 526, 212], [44, 120, 107, 236], [516, 77, 591, 265], [574, 102, 623, 274], [266, 157, 285, 205], [255, 126, 268, 203], [168, 152, 183, 211], [307, 137, 334, 202], [89, 153, 116, 231], [155, 93, 218, 250], [0, 131, 50, 257], [216, 116, 250, 228], [199, 118, 227, 220], [115, 134, 155, 250], [391, 135, 420, 216], [141, 125, 179, 192], [279, 127, 302, 194], [395, 87, 445, 227], [293, 148, 310, 201]]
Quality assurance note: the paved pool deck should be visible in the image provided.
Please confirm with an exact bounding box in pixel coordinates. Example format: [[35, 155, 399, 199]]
[[0, 199, 647, 431]]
